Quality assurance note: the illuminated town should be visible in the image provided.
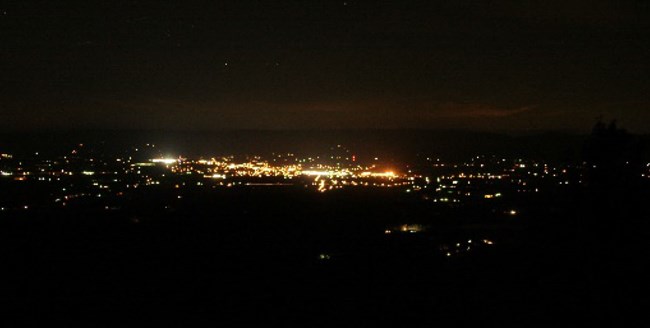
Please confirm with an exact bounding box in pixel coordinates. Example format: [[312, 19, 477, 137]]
[[1, 142, 623, 214]]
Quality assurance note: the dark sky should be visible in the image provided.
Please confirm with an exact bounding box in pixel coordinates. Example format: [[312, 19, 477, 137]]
[[2, 0, 649, 132]]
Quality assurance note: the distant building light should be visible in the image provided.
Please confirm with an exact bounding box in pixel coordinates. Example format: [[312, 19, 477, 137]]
[[151, 158, 177, 164], [318, 253, 331, 260], [359, 171, 396, 178]]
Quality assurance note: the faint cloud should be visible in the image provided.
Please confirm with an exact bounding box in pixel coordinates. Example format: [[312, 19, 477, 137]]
[[432, 102, 536, 118]]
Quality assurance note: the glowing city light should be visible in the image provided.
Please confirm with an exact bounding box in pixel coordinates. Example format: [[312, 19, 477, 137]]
[[151, 158, 178, 164]]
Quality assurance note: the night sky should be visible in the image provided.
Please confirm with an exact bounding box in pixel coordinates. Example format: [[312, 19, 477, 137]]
[[2, 1, 649, 132]]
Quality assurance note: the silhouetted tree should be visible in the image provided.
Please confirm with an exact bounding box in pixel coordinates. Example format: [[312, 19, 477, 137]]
[[583, 119, 646, 188]]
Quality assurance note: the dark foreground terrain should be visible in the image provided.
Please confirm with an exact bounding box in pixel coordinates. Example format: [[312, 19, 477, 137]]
[[1, 186, 648, 327]]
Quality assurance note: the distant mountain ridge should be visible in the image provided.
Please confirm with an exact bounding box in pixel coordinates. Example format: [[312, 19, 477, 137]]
[[0, 129, 596, 163]]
